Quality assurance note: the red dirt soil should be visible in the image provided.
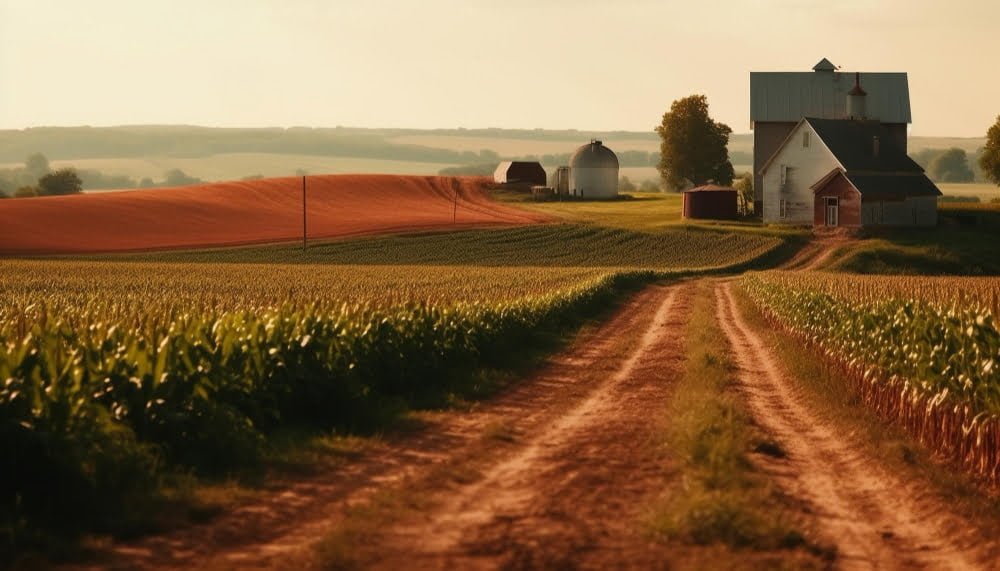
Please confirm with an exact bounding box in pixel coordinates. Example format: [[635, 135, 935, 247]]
[[0, 175, 549, 254]]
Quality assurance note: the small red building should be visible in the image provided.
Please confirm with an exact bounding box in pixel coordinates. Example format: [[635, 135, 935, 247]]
[[682, 185, 739, 220]]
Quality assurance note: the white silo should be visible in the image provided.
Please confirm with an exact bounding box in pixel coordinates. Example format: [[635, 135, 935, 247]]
[[569, 139, 619, 199]]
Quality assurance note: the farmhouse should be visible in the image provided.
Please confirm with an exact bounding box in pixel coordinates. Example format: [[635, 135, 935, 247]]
[[493, 161, 546, 187], [759, 117, 940, 227], [750, 58, 911, 215]]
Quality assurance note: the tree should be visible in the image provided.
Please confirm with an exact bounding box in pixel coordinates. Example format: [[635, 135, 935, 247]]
[[14, 185, 38, 198], [927, 148, 974, 182], [981, 115, 1000, 186], [733, 172, 754, 216], [655, 95, 734, 190], [618, 176, 636, 192], [163, 169, 202, 187], [25, 153, 50, 180], [37, 168, 82, 196], [639, 179, 661, 192]]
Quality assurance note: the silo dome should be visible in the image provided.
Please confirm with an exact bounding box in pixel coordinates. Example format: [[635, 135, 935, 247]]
[[569, 139, 619, 199]]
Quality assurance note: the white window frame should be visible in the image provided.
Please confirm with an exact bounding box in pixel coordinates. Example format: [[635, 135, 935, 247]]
[[779, 165, 788, 186], [803, 131, 810, 148], [779, 198, 788, 219]]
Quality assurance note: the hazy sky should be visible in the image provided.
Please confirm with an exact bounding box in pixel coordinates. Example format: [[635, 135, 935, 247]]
[[1, 0, 997, 136]]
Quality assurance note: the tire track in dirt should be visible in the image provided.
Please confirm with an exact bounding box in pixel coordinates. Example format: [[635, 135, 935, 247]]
[[715, 280, 988, 570], [71, 284, 677, 571], [365, 283, 692, 570]]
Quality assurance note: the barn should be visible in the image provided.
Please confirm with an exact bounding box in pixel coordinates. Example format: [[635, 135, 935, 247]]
[[682, 185, 739, 220], [493, 161, 546, 186], [750, 59, 912, 216], [760, 117, 940, 228]]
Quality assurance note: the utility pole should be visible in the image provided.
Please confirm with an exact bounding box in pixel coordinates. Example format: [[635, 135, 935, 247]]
[[302, 175, 307, 251]]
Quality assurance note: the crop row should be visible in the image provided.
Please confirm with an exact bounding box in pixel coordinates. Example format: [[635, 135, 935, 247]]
[[0, 264, 655, 544], [741, 272, 1000, 482]]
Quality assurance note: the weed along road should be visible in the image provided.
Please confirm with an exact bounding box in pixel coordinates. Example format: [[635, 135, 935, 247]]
[[66, 278, 1000, 570]]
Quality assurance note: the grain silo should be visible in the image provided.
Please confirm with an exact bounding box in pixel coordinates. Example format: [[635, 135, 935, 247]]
[[569, 140, 619, 199]]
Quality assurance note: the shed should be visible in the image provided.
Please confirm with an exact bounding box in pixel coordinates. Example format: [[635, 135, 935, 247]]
[[682, 185, 739, 220], [494, 161, 547, 187]]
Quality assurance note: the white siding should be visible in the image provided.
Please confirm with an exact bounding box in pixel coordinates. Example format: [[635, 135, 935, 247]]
[[761, 122, 840, 224]]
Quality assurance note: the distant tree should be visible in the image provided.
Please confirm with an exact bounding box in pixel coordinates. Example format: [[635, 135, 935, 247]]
[[37, 168, 82, 196], [981, 116, 1000, 186], [25, 153, 50, 179], [733, 172, 754, 215], [139, 177, 156, 188], [294, 168, 309, 177], [618, 176, 637, 192], [927, 148, 974, 182], [14, 185, 38, 198], [242, 174, 265, 181], [479, 149, 500, 162], [655, 95, 734, 190], [162, 169, 202, 187], [639, 179, 661, 192]]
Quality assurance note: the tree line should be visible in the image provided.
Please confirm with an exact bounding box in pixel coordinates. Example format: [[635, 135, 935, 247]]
[[0, 153, 207, 198]]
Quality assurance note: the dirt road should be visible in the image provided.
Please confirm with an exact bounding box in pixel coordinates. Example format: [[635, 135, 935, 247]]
[[73, 277, 997, 570], [715, 281, 992, 570], [79, 283, 690, 570]]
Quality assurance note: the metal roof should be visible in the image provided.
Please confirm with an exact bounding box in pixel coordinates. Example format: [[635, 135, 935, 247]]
[[805, 118, 922, 172], [570, 140, 619, 169], [812, 58, 837, 72], [684, 184, 737, 193], [750, 70, 911, 124]]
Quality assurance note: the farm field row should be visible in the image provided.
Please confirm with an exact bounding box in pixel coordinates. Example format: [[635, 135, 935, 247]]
[[741, 271, 1000, 481], [0, 261, 614, 311], [0, 174, 547, 254], [69, 223, 786, 269], [0, 260, 660, 546]]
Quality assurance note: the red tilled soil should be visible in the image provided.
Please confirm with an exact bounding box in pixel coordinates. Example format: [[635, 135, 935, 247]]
[[715, 281, 997, 570], [70, 284, 689, 570], [0, 175, 548, 254]]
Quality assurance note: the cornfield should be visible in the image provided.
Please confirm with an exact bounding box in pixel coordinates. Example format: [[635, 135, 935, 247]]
[[741, 271, 1000, 483], [0, 260, 657, 539]]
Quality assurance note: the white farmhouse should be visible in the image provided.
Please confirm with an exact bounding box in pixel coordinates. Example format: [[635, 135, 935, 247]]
[[759, 116, 940, 228]]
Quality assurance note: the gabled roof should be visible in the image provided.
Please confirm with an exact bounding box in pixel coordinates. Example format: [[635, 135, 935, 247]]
[[812, 58, 837, 72], [811, 169, 941, 198], [750, 69, 911, 123], [804, 118, 923, 172]]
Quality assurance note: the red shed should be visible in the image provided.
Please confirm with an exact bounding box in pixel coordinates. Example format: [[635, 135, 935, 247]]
[[682, 185, 739, 220]]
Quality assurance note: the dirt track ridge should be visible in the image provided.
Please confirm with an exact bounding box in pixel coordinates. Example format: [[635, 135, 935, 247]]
[[715, 280, 988, 570]]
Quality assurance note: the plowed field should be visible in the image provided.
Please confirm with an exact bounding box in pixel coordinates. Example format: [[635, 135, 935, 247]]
[[0, 175, 548, 254]]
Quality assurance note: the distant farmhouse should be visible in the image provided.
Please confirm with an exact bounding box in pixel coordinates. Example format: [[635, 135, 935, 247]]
[[750, 58, 940, 227]]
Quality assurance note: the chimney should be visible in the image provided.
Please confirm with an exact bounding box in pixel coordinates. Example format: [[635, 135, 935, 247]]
[[873, 136, 880, 158], [847, 72, 867, 120]]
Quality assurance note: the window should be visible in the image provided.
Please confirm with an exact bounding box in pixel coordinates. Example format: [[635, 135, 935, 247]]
[[779, 199, 788, 219], [803, 131, 810, 148], [779, 165, 788, 186]]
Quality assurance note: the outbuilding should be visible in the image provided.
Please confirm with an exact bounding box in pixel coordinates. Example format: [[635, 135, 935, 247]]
[[493, 161, 547, 187], [569, 140, 619, 199], [682, 185, 739, 220]]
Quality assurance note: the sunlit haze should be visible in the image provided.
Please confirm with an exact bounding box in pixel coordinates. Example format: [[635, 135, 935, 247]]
[[1, 0, 997, 136]]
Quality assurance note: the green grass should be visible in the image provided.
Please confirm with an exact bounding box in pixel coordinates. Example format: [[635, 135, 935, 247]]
[[821, 206, 1000, 275], [59, 224, 785, 270], [649, 281, 829, 567]]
